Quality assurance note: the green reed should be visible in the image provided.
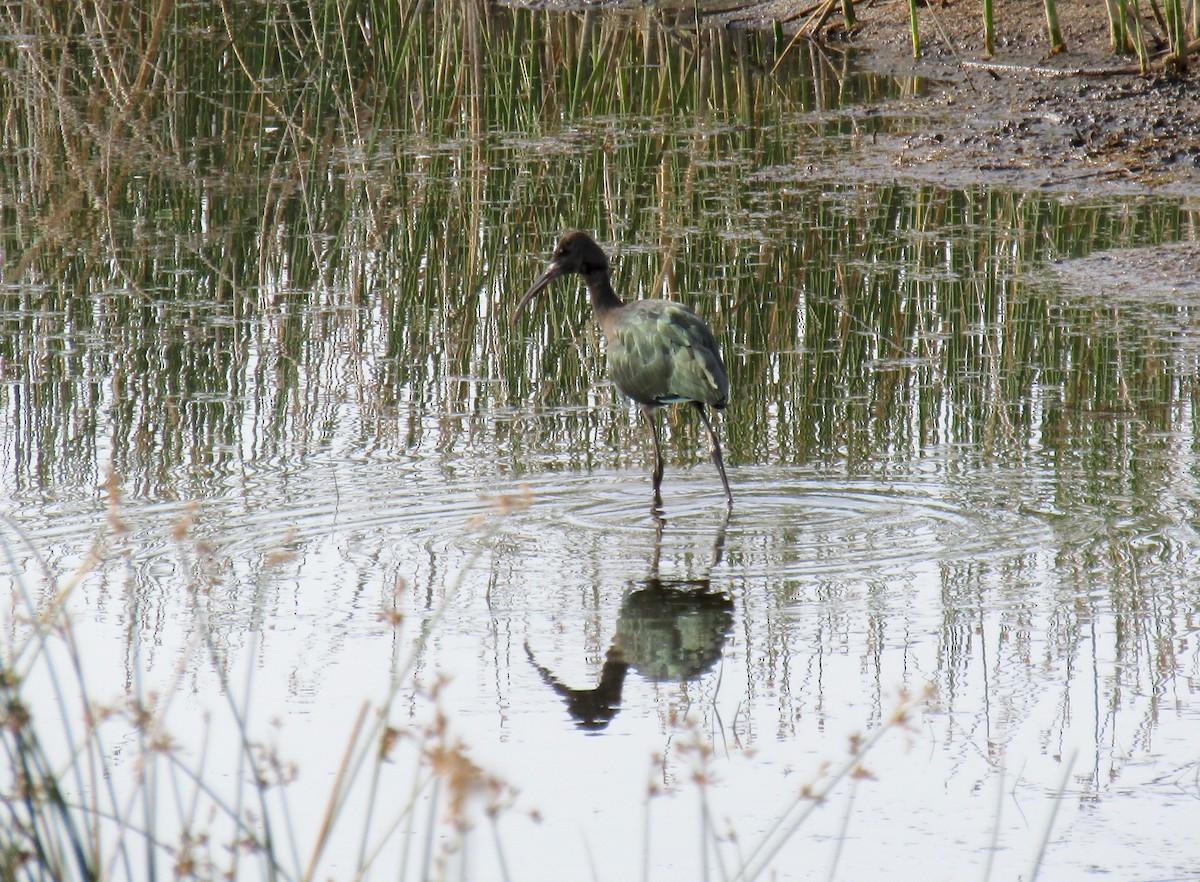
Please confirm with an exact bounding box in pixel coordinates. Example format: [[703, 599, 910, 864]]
[[983, 0, 996, 55], [907, 0, 921, 58], [818, 0, 1196, 66], [1163, 0, 1190, 70], [1043, 0, 1067, 52], [2, 0, 1195, 494]]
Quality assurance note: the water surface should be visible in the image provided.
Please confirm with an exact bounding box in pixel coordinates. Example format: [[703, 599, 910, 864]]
[[2, 4, 1199, 880]]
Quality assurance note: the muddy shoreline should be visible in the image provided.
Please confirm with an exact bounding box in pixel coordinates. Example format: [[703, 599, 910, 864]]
[[714, 0, 1200, 200]]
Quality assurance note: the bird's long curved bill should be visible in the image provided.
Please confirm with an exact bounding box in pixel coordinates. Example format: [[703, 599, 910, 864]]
[[510, 260, 565, 327]]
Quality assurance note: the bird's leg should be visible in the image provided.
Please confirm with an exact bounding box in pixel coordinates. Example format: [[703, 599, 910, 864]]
[[694, 403, 733, 506], [640, 404, 665, 497]]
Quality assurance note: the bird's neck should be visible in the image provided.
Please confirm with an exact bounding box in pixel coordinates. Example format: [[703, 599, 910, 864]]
[[583, 269, 624, 325]]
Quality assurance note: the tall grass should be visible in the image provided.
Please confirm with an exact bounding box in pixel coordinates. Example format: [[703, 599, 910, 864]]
[[1, 0, 1197, 492], [1043, 0, 1067, 52], [1163, 0, 1191, 69], [983, 0, 996, 55], [907, 0, 921, 58]]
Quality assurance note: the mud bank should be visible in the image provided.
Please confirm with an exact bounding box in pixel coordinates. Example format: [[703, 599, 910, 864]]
[[717, 0, 1200, 199]]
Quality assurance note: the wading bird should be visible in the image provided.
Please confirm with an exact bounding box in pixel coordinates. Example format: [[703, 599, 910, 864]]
[[512, 231, 733, 506]]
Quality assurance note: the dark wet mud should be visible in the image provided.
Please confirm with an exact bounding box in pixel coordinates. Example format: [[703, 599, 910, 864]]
[[708, 0, 1200, 197]]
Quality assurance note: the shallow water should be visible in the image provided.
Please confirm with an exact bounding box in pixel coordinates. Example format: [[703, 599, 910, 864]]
[[2, 5, 1200, 881]]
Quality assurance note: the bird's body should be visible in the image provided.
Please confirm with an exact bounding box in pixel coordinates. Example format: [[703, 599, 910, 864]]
[[513, 231, 733, 506], [602, 299, 729, 410]]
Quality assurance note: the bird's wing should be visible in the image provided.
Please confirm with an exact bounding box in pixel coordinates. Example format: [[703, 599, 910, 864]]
[[608, 301, 729, 408]]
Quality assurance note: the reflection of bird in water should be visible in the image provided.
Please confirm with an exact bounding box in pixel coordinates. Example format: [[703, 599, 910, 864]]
[[525, 512, 732, 730], [525, 643, 629, 732], [525, 582, 735, 731], [614, 578, 734, 682], [513, 231, 733, 506]]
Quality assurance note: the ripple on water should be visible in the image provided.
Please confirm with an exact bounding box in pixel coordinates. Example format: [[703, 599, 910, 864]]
[[526, 466, 1058, 580], [2, 459, 507, 572], [3, 460, 1060, 592]]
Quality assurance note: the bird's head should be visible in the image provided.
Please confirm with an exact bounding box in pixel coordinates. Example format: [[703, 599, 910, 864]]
[[511, 232, 609, 326]]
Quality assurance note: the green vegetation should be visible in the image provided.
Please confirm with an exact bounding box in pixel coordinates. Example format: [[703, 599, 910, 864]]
[[907, 0, 921, 58], [2, 2, 1194, 493], [1044, 0, 1067, 53], [983, 0, 996, 56]]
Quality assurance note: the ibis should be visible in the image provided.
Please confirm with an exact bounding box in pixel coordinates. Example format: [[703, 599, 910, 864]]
[[512, 231, 733, 506]]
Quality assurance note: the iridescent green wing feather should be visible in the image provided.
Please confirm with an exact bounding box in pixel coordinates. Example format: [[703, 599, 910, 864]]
[[606, 300, 728, 408]]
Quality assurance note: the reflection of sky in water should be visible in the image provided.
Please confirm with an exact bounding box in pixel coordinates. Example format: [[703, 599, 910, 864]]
[[5, 441, 1199, 879]]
